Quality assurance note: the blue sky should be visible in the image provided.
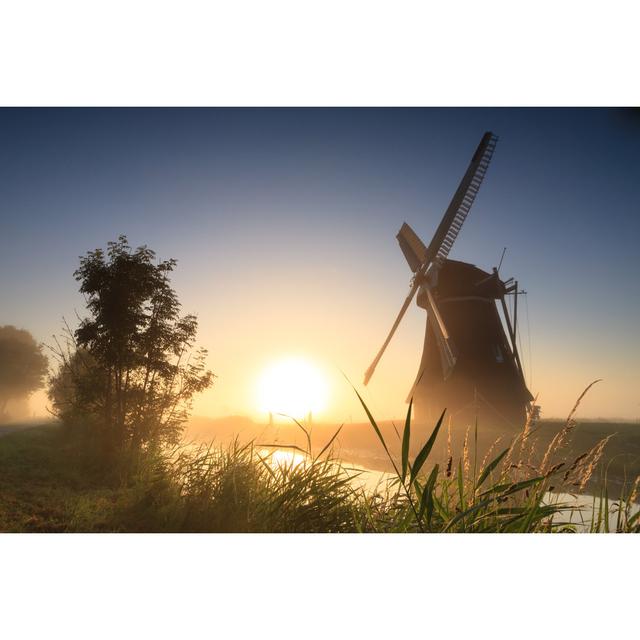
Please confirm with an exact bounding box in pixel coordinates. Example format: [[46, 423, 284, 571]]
[[1, 108, 638, 419]]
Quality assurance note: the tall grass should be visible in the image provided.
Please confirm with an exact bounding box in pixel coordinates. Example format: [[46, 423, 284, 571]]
[[114, 436, 362, 532], [352, 381, 640, 533], [353, 393, 564, 532], [7, 385, 636, 532], [109, 381, 639, 533]]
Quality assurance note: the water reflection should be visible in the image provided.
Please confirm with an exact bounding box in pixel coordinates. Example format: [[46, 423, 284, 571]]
[[262, 447, 639, 532], [543, 491, 640, 532], [260, 447, 307, 469], [258, 446, 393, 493]]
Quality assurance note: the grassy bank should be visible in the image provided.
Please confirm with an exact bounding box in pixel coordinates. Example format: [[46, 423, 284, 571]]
[[0, 425, 127, 532], [0, 424, 361, 533], [185, 416, 640, 491], [1, 407, 639, 532], [0, 423, 365, 533]]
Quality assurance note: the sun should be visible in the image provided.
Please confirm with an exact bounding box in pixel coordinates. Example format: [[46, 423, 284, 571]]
[[257, 357, 329, 420]]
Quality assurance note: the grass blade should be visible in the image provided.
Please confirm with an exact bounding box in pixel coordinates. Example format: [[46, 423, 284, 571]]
[[279, 414, 312, 454], [401, 398, 412, 483], [442, 498, 494, 532], [352, 385, 401, 478], [418, 463, 439, 524], [457, 458, 465, 512], [315, 425, 344, 461], [476, 447, 509, 489], [479, 476, 545, 498], [410, 409, 446, 484]]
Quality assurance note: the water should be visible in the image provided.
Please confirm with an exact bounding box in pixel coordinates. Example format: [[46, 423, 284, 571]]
[[542, 491, 640, 532], [262, 446, 640, 532]]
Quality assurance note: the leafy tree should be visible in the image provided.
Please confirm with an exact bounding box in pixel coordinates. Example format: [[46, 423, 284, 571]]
[[48, 347, 108, 439], [0, 326, 48, 422], [50, 236, 214, 454]]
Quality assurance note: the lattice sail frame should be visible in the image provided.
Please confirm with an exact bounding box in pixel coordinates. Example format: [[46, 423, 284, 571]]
[[363, 131, 499, 386], [428, 132, 498, 271]]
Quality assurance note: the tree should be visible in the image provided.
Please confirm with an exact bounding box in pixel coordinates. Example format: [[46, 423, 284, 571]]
[[0, 326, 48, 422], [48, 347, 108, 439], [50, 236, 214, 454]]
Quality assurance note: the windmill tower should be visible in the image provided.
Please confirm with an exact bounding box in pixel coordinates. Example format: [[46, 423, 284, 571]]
[[364, 132, 533, 429]]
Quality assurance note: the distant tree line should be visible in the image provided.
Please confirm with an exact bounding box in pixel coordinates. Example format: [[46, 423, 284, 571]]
[[0, 325, 48, 423]]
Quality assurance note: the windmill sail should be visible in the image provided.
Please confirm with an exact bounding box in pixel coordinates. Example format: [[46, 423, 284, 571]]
[[423, 287, 457, 375], [404, 288, 457, 403], [363, 131, 498, 386], [425, 131, 498, 269], [363, 278, 421, 385], [397, 222, 427, 273]]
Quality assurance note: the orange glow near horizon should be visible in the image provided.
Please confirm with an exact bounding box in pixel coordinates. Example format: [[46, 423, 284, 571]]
[[256, 356, 330, 421]]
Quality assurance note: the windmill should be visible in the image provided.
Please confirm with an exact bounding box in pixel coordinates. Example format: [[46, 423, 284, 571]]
[[364, 132, 533, 429]]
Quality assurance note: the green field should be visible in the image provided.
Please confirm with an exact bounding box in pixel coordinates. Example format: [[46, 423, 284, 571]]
[[0, 424, 150, 532], [1, 416, 639, 533]]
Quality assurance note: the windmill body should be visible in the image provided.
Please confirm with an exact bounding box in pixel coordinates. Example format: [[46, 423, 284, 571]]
[[412, 259, 533, 428], [364, 131, 533, 430]]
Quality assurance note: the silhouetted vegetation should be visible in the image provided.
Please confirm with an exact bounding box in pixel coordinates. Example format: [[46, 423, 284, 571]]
[[0, 326, 48, 423], [1, 387, 638, 532], [48, 236, 214, 463], [351, 386, 639, 532]]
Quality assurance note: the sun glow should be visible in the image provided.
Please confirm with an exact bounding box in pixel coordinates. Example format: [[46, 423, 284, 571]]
[[256, 357, 329, 420]]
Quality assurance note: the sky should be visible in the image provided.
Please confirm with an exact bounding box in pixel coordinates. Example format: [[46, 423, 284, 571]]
[[1, 108, 639, 422]]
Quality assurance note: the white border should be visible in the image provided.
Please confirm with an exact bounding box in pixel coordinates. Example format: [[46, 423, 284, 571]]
[[0, 534, 637, 639], [1, 1, 638, 637], [0, 1, 638, 106]]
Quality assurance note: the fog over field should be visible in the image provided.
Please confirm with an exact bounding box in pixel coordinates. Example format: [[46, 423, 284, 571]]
[[1, 109, 639, 424]]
